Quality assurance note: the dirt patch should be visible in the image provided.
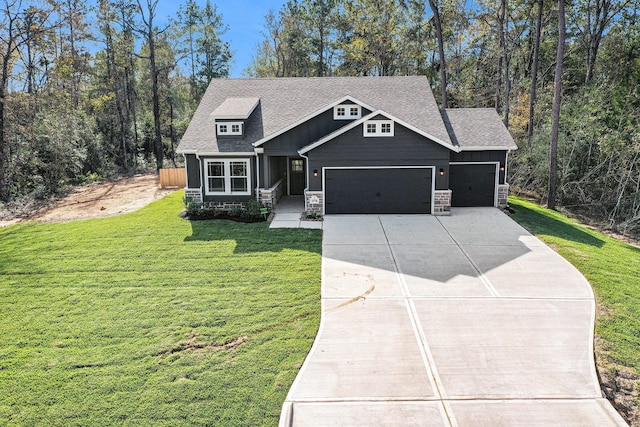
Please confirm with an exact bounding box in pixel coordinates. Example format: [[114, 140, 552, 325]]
[[595, 336, 640, 426], [160, 333, 249, 357], [0, 175, 175, 226]]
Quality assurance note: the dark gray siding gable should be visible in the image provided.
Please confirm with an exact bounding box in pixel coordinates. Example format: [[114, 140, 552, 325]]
[[263, 107, 372, 156], [306, 122, 451, 191]]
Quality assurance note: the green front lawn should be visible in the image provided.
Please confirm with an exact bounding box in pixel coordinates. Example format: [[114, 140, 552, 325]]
[[509, 197, 640, 376], [0, 191, 322, 426]]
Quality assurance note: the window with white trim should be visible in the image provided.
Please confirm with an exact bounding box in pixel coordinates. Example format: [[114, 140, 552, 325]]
[[205, 159, 251, 195], [216, 121, 244, 136], [364, 120, 394, 137], [334, 104, 361, 120]]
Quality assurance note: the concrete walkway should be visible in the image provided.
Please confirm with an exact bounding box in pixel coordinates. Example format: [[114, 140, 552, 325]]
[[280, 208, 627, 426], [269, 196, 323, 229]]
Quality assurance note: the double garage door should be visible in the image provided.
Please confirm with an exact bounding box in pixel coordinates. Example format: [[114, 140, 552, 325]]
[[325, 168, 432, 214], [323, 164, 497, 214]]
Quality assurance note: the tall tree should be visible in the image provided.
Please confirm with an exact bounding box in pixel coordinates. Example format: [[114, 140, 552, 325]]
[[56, 0, 90, 107], [134, 0, 164, 171], [428, 0, 448, 106], [0, 0, 24, 201], [177, 0, 230, 97], [572, 0, 624, 82], [528, 0, 544, 146], [548, 0, 566, 210]]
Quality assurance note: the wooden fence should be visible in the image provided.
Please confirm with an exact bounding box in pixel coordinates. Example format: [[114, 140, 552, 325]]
[[159, 168, 186, 188]]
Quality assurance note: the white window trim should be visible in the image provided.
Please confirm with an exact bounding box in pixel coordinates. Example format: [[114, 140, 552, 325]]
[[333, 104, 361, 120], [204, 158, 251, 196], [364, 120, 394, 137], [216, 121, 244, 136]]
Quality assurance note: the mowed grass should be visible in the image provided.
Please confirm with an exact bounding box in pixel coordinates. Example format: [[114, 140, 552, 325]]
[[0, 191, 322, 426], [509, 196, 640, 373]]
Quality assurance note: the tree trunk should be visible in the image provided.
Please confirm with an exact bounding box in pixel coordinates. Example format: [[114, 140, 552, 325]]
[[528, 0, 544, 147], [500, 0, 510, 127], [0, 60, 8, 202], [0, 9, 17, 202], [549, 0, 566, 210], [149, 28, 163, 171], [137, 0, 163, 171], [428, 0, 448, 108]]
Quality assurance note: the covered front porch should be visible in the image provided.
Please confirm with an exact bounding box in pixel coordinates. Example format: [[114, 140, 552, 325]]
[[258, 155, 307, 200]]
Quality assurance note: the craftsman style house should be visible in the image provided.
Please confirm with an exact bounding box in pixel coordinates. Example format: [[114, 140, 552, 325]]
[[177, 76, 517, 215]]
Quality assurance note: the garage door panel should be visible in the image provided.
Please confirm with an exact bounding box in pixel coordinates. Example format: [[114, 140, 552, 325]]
[[325, 168, 432, 214], [450, 164, 496, 207]]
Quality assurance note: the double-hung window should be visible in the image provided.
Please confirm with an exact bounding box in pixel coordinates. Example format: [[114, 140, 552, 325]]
[[205, 159, 251, 195]]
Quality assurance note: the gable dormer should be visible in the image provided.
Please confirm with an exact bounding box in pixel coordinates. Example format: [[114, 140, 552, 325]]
[[210, 97, 260, 138]]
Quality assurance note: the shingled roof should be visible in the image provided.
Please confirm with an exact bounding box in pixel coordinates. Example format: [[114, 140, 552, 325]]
[[443, 108, 517, 151], [177, 77, 517, 154], [177, 76, 451, 154]]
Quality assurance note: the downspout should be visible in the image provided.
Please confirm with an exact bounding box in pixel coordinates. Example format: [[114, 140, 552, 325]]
[[504, 150, 510, 184], [182, 154, 187, 188], [299, 152, 310, 213], [255, 154, 260, 202], [196, 153, 204, 203]]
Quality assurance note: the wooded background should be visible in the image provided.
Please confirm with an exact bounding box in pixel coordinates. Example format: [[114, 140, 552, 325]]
[[1, 0, 638, 234]]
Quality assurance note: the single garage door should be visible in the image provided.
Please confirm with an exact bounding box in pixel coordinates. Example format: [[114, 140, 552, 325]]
[[449, 163, 496, 207], [325, 168, 432, 214]]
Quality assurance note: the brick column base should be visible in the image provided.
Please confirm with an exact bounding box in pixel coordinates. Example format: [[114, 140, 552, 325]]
[[433, 190, 452, 216], [497, 184, 509, 208], [305, 191, 324, 215]]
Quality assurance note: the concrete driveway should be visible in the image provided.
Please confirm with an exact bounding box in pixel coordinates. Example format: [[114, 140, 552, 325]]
[[279, 208, 627, 426]]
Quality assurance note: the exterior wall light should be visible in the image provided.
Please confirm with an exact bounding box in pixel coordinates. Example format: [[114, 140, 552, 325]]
[[439, 168, 445, 176], [313, 169, 318, 177], [499, 164, 505, 172]]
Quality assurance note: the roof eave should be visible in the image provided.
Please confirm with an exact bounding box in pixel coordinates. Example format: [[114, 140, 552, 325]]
[[458, 145, 518, 151]]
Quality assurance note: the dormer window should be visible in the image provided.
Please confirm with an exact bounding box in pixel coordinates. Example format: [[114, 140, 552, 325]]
[[334, 104, 361, 120], [364, 120, 394, 137], [217, 121, 244, 136]]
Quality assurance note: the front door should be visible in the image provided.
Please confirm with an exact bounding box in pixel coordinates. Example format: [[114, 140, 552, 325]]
[[289, 158, 306, 195]]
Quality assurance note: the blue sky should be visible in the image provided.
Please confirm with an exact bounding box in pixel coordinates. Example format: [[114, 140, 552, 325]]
[[156, 0, 286, 77]]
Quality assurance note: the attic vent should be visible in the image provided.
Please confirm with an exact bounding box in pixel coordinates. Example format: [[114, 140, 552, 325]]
[[334, 104, 361, 120]]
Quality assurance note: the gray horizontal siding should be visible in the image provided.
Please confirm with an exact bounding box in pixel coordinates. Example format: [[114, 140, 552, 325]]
[[263, 108, 371, 156], [307, 123, 451, 191], [450, 150, 508, 184]]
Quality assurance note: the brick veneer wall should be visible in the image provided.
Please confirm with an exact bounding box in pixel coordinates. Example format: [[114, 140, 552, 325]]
[[185, 188, 202, 203], [305, 191, 324, 215], [258, 179, 285, 207], [433, 190, 452, 216]]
